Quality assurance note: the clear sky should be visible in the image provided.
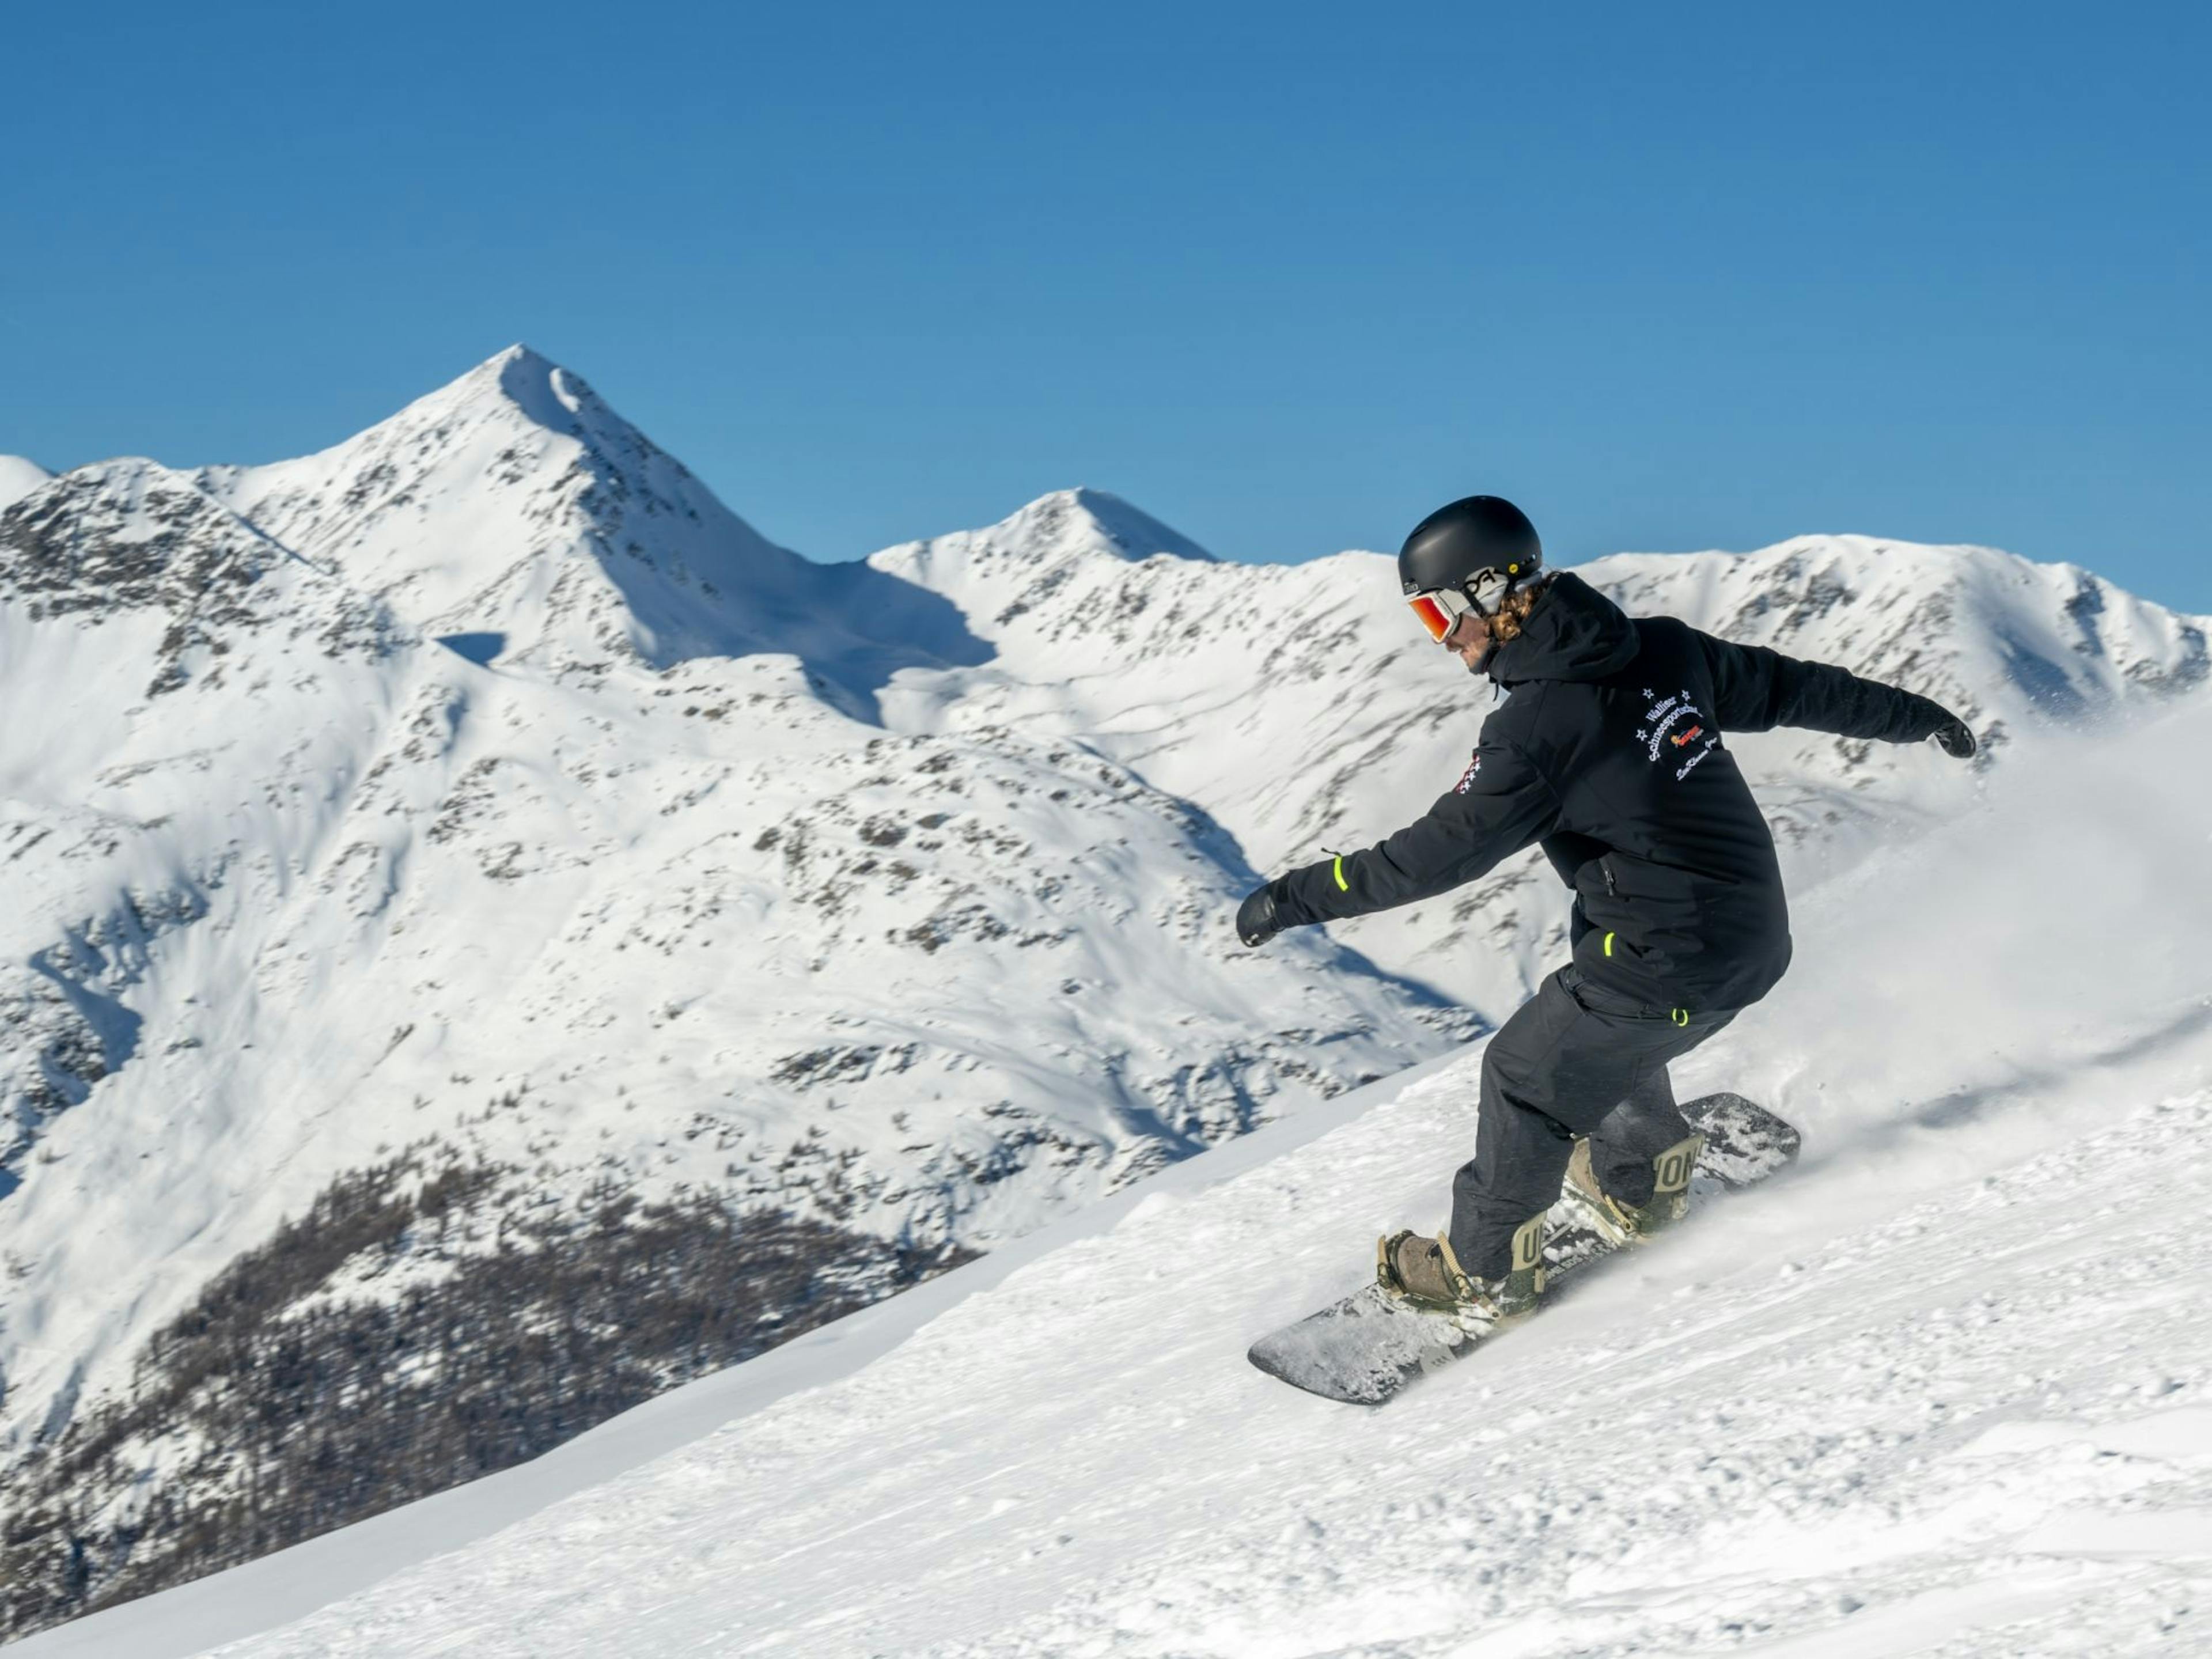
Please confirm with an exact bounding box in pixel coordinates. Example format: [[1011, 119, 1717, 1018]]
[[5, 2, 2207, 609]]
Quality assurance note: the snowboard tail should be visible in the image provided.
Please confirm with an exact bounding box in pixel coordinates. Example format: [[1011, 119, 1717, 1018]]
[[1246, 1093, 1799, 1406]]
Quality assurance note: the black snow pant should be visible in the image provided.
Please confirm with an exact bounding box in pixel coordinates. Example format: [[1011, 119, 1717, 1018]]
[[1446, 965, 1741, 1279]]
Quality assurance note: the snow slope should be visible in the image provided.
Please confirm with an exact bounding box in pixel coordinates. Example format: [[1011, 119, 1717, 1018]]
[[25, 689, 2212, 1659]]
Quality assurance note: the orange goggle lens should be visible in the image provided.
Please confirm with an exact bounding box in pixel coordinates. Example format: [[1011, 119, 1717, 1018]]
[[1408, 593, 1455, 641]]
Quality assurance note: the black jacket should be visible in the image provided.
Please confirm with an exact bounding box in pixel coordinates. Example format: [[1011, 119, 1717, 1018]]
[[1270, 573, 1953, 1012]]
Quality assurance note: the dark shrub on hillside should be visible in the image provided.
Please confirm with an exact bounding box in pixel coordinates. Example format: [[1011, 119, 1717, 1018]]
[[0, 1154, 968, 1641]]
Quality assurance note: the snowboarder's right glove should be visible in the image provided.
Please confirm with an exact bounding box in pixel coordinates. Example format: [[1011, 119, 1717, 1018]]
[[1931, 714, 1976, 759], [1236, 883, 1283, 948]]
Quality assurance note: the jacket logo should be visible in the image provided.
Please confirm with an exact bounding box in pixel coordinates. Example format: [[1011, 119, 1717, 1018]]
[[1636, 688, 1719, 779], [1454, 749, 1482, 794]]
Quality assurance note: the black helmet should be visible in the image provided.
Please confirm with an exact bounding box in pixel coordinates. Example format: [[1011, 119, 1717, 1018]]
[[1397, 495, 1543, 598]]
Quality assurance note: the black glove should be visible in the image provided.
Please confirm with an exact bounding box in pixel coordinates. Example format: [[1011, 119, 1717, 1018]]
[[1236, 883, 1282, 948], [1931, 714, 1977, 759]]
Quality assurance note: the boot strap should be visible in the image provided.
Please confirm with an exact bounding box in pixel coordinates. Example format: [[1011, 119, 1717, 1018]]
[[1433, 1233, 1482, 1301]]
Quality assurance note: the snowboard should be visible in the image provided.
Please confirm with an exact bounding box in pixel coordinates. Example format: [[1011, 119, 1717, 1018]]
[[1247, 1092, 1799, 1406]]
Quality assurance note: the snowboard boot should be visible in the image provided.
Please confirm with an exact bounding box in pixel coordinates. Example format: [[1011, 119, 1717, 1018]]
[[1563, 1133, 1704, 1245], [1376, 1215, 1547, 1325]]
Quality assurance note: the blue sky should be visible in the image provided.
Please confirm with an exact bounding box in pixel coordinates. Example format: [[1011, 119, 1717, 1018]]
[[5, 2, 2207, 609]]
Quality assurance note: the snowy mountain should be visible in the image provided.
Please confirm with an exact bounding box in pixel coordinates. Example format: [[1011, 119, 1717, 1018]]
[[0, 456, 53, 513], [20, 692, 2212, 1659], [873, 505, 2207, 1010], [0, 351, 1468, 1637], [2, 346, 2207, 1639]]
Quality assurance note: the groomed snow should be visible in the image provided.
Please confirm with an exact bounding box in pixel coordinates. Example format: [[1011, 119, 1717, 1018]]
[[24, 694, 2212, 1658]]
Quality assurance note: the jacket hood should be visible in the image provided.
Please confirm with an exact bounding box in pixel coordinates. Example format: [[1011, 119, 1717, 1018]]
[[1486, 571, 1639, 685]]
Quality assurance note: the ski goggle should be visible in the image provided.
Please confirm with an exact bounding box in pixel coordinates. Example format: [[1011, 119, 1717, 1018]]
[[1406, 567, 1517, 641]]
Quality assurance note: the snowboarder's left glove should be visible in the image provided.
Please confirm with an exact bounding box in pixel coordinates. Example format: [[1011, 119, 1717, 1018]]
[[1931, 714, 1976, 759], [1236, 883, 1283, 948]]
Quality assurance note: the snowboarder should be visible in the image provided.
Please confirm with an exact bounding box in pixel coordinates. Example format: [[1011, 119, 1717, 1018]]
[[1234, 496, 1976, 1325]]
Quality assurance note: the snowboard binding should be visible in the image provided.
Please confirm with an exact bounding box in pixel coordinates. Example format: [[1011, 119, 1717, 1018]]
[[1376, 1215, 1546, 1327], [1563, 1132, 1705, 1246]]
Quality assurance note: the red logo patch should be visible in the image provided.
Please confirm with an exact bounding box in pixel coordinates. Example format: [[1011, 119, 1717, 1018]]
[[1455, 750, 1483, 794]]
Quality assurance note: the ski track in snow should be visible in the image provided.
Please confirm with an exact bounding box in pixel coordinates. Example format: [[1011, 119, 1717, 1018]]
[[187, 1087, 2212, 1659], [23, 698, 2193, 1659]]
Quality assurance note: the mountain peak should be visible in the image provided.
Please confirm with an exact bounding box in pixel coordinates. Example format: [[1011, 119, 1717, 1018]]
[[376, 343, 633, 453], [168, 352, 982, 704], [996, 487, 1215, 565], [862, 488, 1215, 648], [0, 455, 53, 514], [171, 347, 831, 673]]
